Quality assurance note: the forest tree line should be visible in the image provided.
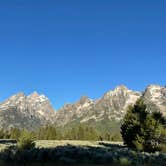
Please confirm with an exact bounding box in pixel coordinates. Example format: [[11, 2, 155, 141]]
[[0, 124, 122, 141]]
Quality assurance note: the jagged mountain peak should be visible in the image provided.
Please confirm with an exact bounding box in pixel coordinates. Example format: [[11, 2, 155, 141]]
[[55, 85, 142, 126], [143, 85, 166, 114], [11, 92, 25, 98], [144, 84, 165, 97], [0, 91, 55, 129], [0, 92, 26, 107], [114, 85, 128, 91], [27, 92, 48, 103], [146, 84, 162, 91], [28, 91, 40, 98], [78, 96, 91, 105], [104, 85, 135, 99]]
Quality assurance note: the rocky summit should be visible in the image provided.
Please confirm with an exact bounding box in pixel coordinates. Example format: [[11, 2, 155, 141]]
[[0, 92, 55, 130], [0, 84, 165, 130]]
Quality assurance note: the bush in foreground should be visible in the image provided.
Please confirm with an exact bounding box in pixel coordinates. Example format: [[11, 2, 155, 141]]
[[1, 143, 166, 166], [17, 129, 35, 151]]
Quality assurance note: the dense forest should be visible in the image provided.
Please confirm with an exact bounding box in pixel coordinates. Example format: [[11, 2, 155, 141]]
[[0, 124, 122, 141]]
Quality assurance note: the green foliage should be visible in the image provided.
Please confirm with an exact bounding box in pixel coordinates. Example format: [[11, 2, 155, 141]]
[[37, 125, 58, 140], [111, 133, 122, 142], [119, 157, 131, 166], [25, 124, 99, 141], [104, 132, 111, 141], [0, 129, 5, 139], [121, 99, 166, 152], [0, 122, 122, 142], [63, 124, 99, 140], [9, 128, 21, 140], [17, 129, 35, 150], [132, 135, 144, 151]]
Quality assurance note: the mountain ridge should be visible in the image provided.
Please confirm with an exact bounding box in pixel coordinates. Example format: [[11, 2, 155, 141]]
[[0, 84, 165, 130]]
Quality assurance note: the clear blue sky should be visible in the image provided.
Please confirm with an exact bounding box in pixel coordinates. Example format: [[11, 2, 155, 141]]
[[0, 0, 165, 109]]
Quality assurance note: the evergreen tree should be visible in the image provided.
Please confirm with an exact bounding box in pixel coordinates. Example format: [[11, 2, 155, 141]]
[[121, 99, 166, 152], [36, 125, 57, 140]]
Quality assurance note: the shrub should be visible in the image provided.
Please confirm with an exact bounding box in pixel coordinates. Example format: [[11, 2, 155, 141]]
[[156, 144, 166, 153], [9, 128, 21, 140], [119, 157, 131, 166], [17, 129, 35, 151]]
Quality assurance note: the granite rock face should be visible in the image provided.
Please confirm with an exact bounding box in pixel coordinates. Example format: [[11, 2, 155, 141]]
[[143, 85, 166, 115], [55, 85, 142, 126], [0, 92, 55, 129]]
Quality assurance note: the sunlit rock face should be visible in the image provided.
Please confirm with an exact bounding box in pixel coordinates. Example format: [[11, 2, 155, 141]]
[[143, 85, 166, 115], [55, 85, 142, 126], [0, 92, 56, 130]]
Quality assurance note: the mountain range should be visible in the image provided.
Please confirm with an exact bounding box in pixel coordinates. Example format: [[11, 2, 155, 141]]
[[0, 85, 165, 131]]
